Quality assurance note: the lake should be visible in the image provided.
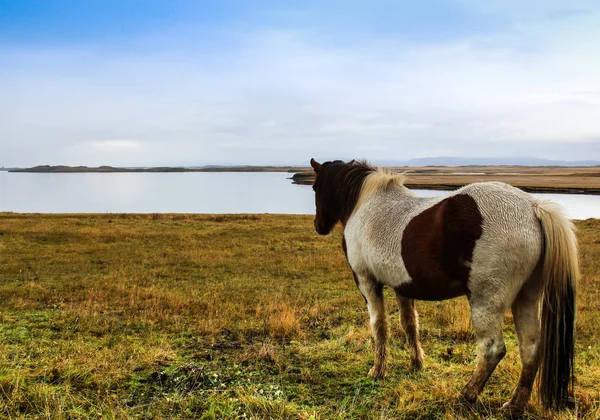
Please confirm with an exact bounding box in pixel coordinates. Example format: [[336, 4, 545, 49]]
[[1, 171, 598, 219]]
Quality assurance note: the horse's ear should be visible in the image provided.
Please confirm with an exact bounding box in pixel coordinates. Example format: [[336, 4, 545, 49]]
[[348, 159, 356, 165], [310, 158, 322, 172]]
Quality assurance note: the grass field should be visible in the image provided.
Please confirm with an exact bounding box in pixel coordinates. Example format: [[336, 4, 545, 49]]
[[0, 213, 599, 419]]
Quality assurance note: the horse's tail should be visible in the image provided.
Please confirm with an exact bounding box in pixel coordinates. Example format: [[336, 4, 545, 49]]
[[533, 200, 579, 411]]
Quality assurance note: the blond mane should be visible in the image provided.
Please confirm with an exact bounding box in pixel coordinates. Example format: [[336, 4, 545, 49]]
[[355, 167, 408, 210]]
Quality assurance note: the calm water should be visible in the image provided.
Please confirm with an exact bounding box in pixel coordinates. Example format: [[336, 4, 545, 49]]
[[1, 171, 598, 219]]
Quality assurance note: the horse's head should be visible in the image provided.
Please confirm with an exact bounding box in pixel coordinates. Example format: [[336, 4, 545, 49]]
[[310, 158, 355, 235]]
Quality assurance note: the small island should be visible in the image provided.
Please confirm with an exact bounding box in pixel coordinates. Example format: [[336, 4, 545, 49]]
[[9, 165, 306, 173]]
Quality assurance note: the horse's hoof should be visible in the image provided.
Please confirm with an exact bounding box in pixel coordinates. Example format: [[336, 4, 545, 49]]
[[407, 347, 424, 371], [500, 401, 525, 419], [368, 366, 386, 380], [411, 358, 424, 371], [460, 388, 478, 406]]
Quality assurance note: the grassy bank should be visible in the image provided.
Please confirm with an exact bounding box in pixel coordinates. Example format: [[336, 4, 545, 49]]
[[292, 165, 600, 194], [0, 213, 599, 419]]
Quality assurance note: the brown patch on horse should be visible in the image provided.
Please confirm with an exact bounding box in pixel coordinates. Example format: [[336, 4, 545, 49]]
[[398, 193, 483, 300]]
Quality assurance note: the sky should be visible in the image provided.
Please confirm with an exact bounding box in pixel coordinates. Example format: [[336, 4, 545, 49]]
[[1, 0, 600, 167]]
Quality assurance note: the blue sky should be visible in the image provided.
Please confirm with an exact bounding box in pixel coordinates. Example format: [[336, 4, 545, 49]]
[[1, 0, 599, 166]]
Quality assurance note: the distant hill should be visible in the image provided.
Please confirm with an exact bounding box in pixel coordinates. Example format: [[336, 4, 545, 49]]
[[8, 165, 307, 173], [373, 157, 600, 167], [9, 165, 189, 173], [10, 158, 600, 173]]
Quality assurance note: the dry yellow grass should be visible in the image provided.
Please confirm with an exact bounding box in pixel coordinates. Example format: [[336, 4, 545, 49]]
[[0, 213, 599, 418]]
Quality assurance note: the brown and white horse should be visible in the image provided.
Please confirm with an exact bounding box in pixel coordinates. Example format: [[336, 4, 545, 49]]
[[310, 158, 578, 415]]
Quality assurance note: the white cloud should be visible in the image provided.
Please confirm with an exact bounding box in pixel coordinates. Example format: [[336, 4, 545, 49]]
[[1, 4, 600, 166], [89, 139, 142, 150]]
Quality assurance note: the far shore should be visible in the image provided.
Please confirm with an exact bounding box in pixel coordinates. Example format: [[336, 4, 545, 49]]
[[7, 165, 306, 173], [291, 165, 600, 195], [7, 164, 600, 195]]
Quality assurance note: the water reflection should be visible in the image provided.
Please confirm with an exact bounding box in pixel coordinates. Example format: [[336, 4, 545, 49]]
[[0, 172, 316, 214], [0, 171, 598, 220]]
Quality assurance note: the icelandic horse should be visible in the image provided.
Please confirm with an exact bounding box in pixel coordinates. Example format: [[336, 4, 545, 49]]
[[310, 159, 578, 416]]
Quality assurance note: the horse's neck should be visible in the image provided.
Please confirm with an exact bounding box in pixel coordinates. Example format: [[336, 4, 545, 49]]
[[345, 187, 417, 242], [357, 186, 432, 221]]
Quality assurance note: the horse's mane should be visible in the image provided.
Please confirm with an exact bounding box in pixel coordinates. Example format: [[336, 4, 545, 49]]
[[356, 163, 407, 210], [319, 160, 407, 223]]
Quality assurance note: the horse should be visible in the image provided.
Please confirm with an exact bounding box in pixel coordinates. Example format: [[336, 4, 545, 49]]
[[309, 158, 578, 416]]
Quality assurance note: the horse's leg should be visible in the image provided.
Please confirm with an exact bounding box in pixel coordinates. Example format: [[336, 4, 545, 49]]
[[502, 272, 543, 416], [461, 301, 507, 404], [357, 276, 389, 379], [395, 294, 424, 370]]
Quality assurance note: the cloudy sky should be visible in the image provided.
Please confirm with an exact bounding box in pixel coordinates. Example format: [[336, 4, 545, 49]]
[[1, 0, 599, 167]]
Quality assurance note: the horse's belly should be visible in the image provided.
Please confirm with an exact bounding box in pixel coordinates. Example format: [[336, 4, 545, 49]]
[[366, 255, 469, 300], [393, 278, 468, 301], [355, 254, 469, 301], [366, 259, 409, 288]]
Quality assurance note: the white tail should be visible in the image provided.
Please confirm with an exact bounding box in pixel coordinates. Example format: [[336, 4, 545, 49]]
[[533, 200, 579, 411]]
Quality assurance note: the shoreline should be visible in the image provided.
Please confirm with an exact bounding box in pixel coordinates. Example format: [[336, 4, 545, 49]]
[[291, 178, 600, 195], [7, 165, 306, 173], [7, 164, 600, 195], [290, 166, 600, 195]]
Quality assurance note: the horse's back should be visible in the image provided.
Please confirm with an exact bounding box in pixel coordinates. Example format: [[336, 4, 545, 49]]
[[459, 182, 539, 225], [454, 182, 543, 304], [345, 182, 543, 302], [458, 182, 542, 255]]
